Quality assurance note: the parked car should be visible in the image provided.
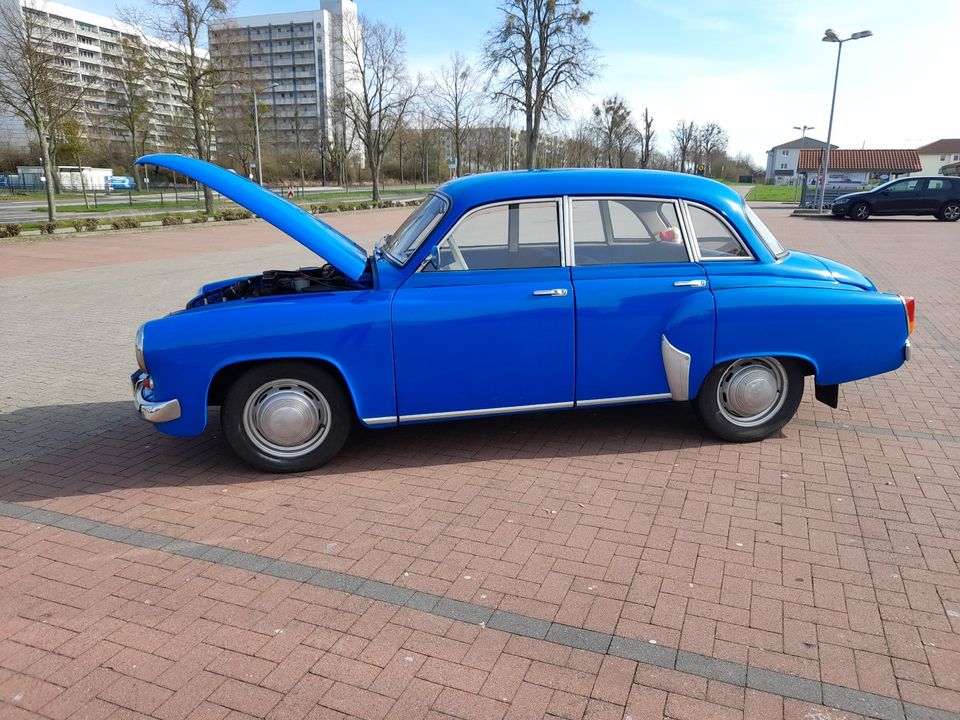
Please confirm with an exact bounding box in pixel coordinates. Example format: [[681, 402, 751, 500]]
[[831, 176, 960, 220], [132, 155, 914, 472]]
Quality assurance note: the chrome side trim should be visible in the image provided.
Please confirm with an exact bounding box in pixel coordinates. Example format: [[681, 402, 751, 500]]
[[577, 393, 672, 407], [399, 401, 574, 423], [361, 416, 398, 426], [661, 335, 692, 401]]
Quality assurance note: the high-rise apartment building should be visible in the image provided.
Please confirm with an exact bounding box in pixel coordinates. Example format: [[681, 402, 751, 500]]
[[0, 0, 204, 157], [208, 0, 361, 166]]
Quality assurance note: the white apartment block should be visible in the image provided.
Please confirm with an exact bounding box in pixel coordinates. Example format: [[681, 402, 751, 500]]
[[0, 0, 204, 156], [209, 0, 361, 161]]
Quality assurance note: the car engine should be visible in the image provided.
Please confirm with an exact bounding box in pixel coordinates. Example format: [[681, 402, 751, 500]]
[[187, 266, 361, 308]]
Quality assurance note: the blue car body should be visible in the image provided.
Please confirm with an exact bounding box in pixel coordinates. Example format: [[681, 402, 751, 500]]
[[132, 154, 911, 443]]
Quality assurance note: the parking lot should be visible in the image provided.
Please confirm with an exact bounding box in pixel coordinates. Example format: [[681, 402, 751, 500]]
[[1, 207, 958, 720]]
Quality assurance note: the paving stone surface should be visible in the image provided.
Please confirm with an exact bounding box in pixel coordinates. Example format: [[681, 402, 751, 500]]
[[1, 205, 959, 720]]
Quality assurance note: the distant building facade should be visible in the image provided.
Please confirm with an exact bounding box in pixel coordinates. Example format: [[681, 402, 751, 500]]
[[914, 139, 960, 176], [797, 149, 922, 184], [0, 0, 203, 157], [208, 0, 362, 169], [764, 136, 836, 185]]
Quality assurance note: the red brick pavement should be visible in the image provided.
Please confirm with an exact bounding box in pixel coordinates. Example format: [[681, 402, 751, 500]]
[[1, 209, 959, 719]]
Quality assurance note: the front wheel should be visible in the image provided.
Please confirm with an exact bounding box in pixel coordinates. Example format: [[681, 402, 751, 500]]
[[221, 361, 351, 472], [850, 202, 871, 220], [937, 202, 960, 221], [695, 357, 805, 442]]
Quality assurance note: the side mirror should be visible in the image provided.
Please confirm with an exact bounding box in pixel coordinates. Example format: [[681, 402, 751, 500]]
[[423, 245, 441, 272]]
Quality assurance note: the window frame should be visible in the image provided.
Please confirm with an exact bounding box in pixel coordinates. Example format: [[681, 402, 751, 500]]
[[418, 196, 565, 273], [566, 195, 695, 266], [681, 201, 755, 263]]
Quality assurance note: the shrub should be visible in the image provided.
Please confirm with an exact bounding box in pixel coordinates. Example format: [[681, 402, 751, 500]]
[[337, 202, 351, 212], [161, 215, 184, 226], [218, 208, 253, 221], [4, 223, 21, 237], [39, 222, 57, 235], [83, 218, 98, 231], [72, 219, 85, 232], [110, 217, 140, 230], [191, 215, 209, 223]]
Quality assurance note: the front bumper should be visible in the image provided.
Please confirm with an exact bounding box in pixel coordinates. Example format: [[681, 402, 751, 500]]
[[131, 370, 181, 423], [831, 204, 848, 215]]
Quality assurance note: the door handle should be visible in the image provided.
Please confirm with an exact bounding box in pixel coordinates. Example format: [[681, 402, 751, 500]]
[[673, 279, 707, 288], [532, 288, 568, 297]]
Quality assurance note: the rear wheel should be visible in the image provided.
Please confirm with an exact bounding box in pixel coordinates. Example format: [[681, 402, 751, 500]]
[[937, 202, 960, 221], [221, 361, 351, 472], [695, 357, 804, 442], [850, 202, 871, 220]]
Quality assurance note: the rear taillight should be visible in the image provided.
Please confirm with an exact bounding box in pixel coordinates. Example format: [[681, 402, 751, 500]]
[[901, 295, 915, 334]]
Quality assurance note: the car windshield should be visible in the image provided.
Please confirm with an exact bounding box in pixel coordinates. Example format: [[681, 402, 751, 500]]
[[382, 193, 449, 265], [744, 205, 788, 259]]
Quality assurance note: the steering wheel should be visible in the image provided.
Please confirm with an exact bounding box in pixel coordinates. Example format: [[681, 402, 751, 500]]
[[446, 235, 469, 271]]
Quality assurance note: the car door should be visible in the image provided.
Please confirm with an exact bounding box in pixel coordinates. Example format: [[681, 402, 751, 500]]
[[875, 178, 923, 214], [923, 178, 952, 212], [570, 197, 715, 405], [392, 199, 575, 420]]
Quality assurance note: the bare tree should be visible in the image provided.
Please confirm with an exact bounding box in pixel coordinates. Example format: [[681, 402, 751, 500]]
[[128, 0, 231, 213], [484, 0, 598, 169], [671, 119, 696, 173], [104, 38, 156, 190], [429, 53, 483, 178], [58, 116, 89, 207], [639, 107, 654, 169], [591, 95, 638, 168], [338, 17, 419, 202], [696, 122, 728, 177], [0, 3, 89, 219]]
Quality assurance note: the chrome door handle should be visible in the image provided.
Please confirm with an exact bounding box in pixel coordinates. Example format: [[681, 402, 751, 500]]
[[532, 288, 568, 297], [673, 279, 707, 288]]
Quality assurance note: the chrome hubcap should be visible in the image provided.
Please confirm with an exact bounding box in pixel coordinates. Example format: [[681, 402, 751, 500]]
[[855, 205, 868, 218], [717, 358, 788, 428], [243, 379, 330, 458], [945, 205, 960, 220]]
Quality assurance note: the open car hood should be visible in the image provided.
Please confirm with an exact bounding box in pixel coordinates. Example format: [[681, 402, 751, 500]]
[[135, 154, 369, 281]]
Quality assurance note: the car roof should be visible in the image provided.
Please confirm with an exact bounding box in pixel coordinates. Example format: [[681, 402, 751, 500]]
[[436, 168, 744, 210]]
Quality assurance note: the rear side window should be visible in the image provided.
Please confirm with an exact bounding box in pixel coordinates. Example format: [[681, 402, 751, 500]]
[[928, 179, 951, 191], [687, 205, 751, 260], [571, 198, 687, 265]]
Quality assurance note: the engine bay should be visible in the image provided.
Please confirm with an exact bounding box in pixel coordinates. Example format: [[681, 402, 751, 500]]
[[187, 265, 362, 308]]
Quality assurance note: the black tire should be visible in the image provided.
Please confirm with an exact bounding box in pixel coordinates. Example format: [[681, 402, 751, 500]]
[[221, 361, 351, 473], [850, 202, 871, 221], [936, 201, 960, 221], [695, 357, 805, 442]]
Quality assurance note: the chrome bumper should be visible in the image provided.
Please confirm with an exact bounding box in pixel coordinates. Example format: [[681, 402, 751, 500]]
[[905, 340, 912, 362], [131, 370, 181, 423]]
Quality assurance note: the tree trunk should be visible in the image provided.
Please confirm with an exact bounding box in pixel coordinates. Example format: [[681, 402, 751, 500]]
[[371, 161, 381, 202], [524, 111, 535, 170], [39, 131, 56, 221], [131, 130, 143, 191]]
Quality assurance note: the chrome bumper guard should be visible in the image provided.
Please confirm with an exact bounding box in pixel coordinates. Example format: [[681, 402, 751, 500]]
[[131, 370, 181, 423], [904, 340, 912, 362]]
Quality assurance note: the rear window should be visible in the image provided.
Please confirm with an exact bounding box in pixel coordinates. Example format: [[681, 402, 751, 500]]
[[744, 205, 788, 259]]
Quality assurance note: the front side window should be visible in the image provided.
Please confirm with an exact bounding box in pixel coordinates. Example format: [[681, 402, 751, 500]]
[[745, 205, 787, 258], [571, 198, 687, 265], [886, 179, 920, 193], [423, 201, 560, 272], [382, 193, 449, 265], [688, 205, 751, 260]]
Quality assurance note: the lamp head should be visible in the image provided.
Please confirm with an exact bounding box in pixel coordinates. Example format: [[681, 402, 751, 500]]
[[851, 30, 873, 39], [822, 28, 840, 42]]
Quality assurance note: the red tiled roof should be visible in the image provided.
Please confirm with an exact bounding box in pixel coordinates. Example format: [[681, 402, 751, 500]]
[[798, 148, 921, 173]]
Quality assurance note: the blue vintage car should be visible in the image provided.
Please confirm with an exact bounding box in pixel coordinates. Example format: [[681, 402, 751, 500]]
[[132, 155, 914, 472]]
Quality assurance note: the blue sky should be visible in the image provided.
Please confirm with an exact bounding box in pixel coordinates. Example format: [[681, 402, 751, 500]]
[[67, 0, 959, 164]]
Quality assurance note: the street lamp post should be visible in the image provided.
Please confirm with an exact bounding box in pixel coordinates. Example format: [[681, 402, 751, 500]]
[[793, 124, 814, 204], [252, 82, 280, 186], [817, 28, 873, 213]]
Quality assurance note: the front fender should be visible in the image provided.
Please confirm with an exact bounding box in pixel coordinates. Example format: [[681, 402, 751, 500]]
[[713, 286, 908, 386], [141, 290, 396, 436], [661, 289, 716, 400]]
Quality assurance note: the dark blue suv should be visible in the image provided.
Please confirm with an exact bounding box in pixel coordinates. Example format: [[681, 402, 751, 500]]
[[832, 176, 960, 221]]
